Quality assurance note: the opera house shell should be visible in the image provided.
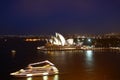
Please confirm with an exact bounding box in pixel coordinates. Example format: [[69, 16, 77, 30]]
[[49, 33, 66, 46], [37, 33, 81, 51]]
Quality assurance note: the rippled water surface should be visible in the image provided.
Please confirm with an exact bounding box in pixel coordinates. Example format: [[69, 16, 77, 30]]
[[1, 46, 120, 80]]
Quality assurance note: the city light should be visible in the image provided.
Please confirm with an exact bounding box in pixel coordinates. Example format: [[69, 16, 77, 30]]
[[88, 38, 91, 42]]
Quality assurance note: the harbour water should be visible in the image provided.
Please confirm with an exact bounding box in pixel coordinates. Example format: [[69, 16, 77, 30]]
[[1, 40, 120, 80]]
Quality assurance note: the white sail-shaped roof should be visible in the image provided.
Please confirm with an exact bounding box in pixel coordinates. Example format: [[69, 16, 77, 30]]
[[53, 36, 61, 45], [66, 39, 74, 45], [55, 33, 66, 46], [48, 33, 66, 46], [49, 39, 53, 44]]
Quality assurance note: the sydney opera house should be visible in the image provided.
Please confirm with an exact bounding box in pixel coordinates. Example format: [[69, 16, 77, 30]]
[[37, 33, 82, 51]]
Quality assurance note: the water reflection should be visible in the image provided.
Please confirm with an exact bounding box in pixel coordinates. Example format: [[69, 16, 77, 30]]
[[43, 76, 48, 80], [11, 49, 16, 58], [27, 77, 32, 80], [10, 49, 120, 80], [85, 50, 93, 61], [26, 75, 59, 80], [43, 75, 59, 80], [45, 51, 67, 61], [85, 50, 94, 71], [53, 75, 59, 80]]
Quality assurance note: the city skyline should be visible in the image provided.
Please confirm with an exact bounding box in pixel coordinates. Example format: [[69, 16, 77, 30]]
[[0, 0, 120, 35]]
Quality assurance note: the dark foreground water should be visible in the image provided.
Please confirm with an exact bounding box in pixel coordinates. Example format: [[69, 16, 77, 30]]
[[1, 42, 120, 80]]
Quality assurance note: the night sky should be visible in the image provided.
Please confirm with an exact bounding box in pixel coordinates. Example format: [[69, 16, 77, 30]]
[[0, 0, 120, 35]]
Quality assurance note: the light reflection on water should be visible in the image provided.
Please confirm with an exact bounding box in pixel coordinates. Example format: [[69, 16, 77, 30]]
[[84, 50, 95, 77], [10, 50, 120, 80], [85, 50, 94, 67], [43, 76, 48, 80], [85, 50, 93, 61], [27, 77, 32, 80], [25, 75, 59, 80]]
